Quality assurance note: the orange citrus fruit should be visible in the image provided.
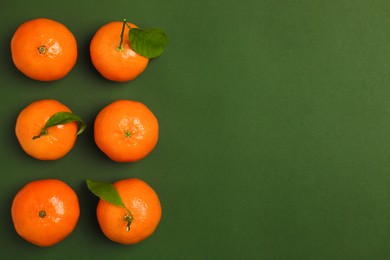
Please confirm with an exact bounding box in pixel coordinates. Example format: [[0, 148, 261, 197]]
[[11, 18, 77, 81], [94, 100, 158, 162], [96, 178, 162, 244], [11, 179, 80, 247], [90, 20, 149, 82], [15, 99, 85, 160]]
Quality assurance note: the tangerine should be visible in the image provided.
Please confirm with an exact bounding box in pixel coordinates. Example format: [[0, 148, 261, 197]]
[[90, 20, 149, 82], [11, 179, 80, 247], [15, 99, 85, 160], [11, 18, 77, 81], [94, 100, 159, 162], [96, 178, 162, 244]]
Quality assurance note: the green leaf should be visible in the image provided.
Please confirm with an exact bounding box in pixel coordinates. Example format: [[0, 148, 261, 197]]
[[86, 179, 126, 209], [32, 112, 86, 140], [86, 179, 134, 231], [129, 28, 168, 58]]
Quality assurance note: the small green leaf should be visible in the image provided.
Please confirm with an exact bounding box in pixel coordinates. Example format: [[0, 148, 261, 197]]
[[32, 112, 86, 140], [86, 179, 126, 208], [129, 28, 168, 58]]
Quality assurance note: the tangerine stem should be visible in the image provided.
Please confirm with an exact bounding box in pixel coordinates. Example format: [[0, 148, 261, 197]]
[[117, 18, 127, 51], [39, 210, 46, 218], [38, 46, 46, 54], [124, 210, 134, 232]]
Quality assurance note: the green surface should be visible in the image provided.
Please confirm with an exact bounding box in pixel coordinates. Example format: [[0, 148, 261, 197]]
[[1, 0, 390, 259]]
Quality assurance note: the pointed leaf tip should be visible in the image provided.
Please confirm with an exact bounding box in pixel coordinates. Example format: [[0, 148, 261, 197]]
[[86, 179, 126, 208]]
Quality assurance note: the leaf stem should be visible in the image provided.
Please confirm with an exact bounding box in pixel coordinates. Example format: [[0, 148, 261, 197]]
[[125, 22, 132, 30], [32, 129, 48, 140], [117, 18, 127, 51]]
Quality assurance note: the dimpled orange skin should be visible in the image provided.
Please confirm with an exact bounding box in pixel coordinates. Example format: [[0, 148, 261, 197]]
[[97, 178, 162, 245], [94, 100, 159, 162], [15, 99, 78, 160], [90, 21, 149, 82], [11, 179, 80, 247], [11, 18, 77, 81]]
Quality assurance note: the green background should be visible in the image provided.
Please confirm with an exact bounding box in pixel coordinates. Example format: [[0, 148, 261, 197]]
[[1, 0, 390, 259]]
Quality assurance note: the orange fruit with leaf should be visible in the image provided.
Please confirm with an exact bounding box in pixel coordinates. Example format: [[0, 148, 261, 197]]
[[90, 19, 167, 82], [15, 99, 86, 160], [11, 18, 77, 81], [94, 100, 158, 162], [11, 179, 80, 247], [87, 178, 162, 245]]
